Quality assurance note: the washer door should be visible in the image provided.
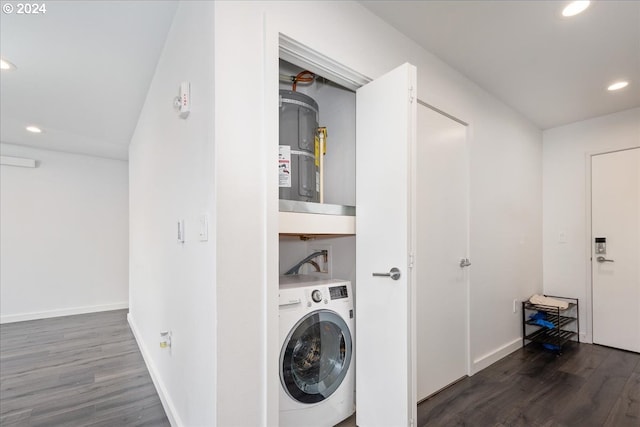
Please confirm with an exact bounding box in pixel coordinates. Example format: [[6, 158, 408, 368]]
[[280, 309, 352, 404]]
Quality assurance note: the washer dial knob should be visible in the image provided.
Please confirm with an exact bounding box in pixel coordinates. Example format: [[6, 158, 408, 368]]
[[311, 289, 323, 303]]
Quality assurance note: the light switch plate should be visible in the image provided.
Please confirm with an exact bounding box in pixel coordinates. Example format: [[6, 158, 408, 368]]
[[199, 214, 208, 242], [559, 231, 567, 243], [177, 220, 185, 243]]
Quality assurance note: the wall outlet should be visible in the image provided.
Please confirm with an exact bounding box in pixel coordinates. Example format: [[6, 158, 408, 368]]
[[310, 244, 332, 276], [160, 331, 172, 349]]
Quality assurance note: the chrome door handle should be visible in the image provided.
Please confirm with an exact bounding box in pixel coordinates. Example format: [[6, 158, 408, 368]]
[[372, 267, 401, 280], [596, 256, 614, 263], [459, 258, 471, 268]]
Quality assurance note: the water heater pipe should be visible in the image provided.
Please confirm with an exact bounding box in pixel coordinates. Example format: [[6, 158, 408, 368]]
[[318, 127, 327, 204], [284, 250, 328, 275]]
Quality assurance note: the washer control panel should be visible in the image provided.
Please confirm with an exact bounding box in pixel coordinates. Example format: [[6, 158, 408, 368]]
[[279, 276, 351, 308], [329, 285, 348, 300], [307, 286, 348, 305]]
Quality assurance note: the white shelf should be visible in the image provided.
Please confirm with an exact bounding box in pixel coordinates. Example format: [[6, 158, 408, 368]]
[[279, 201, 355, 236]]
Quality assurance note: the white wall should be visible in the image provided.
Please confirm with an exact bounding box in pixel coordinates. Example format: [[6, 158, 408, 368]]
[[128, 2, 215, 426], [542, 107, 640, 342], [0, 143, 128, 323], [214, 2, 542, 425]]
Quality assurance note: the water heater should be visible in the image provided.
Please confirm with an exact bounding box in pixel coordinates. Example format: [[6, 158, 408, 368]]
[[279, 90, 319, 203]]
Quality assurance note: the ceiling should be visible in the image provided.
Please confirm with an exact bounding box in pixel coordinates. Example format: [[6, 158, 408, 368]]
[[360, 0, 640, 129], [1, 1, 638, 161], [0, 1, 177, 160]]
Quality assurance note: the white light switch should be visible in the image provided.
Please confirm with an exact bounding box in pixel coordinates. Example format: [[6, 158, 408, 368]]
[[177, 220, 185, 243], [199, 214, 208, 242], [559, 231, 567, 244]]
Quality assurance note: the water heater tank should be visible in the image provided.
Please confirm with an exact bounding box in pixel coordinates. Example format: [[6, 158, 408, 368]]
[[279, 90, 319, 203]]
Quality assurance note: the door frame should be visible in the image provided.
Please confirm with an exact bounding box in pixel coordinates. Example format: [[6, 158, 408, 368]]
[[265, 26, 372, 426], [585, 146, 640, 345]]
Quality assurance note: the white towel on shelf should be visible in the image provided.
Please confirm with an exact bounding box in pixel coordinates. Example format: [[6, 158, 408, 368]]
[[529, 294, 569, 310]]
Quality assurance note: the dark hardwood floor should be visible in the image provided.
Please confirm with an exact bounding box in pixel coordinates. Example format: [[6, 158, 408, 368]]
[[418, 342, 640, 427], [336, 342, 639, 427], [3, 311, 638, 427], [0, 310, 169, 426]]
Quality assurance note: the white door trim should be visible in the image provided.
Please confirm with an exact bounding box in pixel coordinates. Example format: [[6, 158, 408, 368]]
[[279, 33, 371, 91], [584, 145, 640, 344], [265, 29, 382, 426]]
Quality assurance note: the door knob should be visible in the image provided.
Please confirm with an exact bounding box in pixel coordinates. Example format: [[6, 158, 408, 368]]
[[372, 267, 401, 280], [459, 258, 471, 268], [596, 256, 614, 263]]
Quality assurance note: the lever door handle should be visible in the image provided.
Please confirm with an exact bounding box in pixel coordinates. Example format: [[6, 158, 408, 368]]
[[596, 256, 614, 263], [372, 267, 401, 280], [459, 258, 471, 268]]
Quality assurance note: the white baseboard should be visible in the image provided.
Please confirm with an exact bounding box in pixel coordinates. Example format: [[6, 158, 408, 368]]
[[127, 313, 182, 427], [471, 337, 522, 375], [0, 302, 129, 324], [471, 333, 591, 375]]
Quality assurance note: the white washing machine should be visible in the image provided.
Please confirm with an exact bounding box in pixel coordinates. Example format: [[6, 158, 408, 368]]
[[279, 275, 355, 427]]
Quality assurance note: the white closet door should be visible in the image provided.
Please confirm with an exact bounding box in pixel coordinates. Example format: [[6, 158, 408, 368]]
[[416, 103, 469, 401], [356, 62, 417, 427]]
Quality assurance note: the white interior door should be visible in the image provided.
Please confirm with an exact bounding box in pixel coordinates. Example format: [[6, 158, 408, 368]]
[[356, 63, 417, 427], [416, 104, 469, 401], [591, 147, 640, 353]]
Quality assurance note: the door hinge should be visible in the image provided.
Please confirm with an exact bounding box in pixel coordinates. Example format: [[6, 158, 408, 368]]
[[409, 86, 415, 103], [409, 253, 415, 268]]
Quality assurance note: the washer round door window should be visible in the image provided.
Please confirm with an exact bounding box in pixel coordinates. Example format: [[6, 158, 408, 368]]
[[280, 309, 352, 404]]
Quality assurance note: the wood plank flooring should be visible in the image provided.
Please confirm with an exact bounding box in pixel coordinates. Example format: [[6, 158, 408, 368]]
[[417, 342, 640, 427], [0, 310, 169, 427], [337, 342, 639, 427], [3, 311, 638, 427]]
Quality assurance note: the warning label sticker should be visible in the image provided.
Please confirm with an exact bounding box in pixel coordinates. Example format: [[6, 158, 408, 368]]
[[279, 145, 291, 188]]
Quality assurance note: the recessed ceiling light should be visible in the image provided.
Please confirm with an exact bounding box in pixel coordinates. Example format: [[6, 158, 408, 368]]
[[607, 81, 629, 91], [562, 1, 590, 17], [0, 57, 17, 71], [26, 125, 43, 133]]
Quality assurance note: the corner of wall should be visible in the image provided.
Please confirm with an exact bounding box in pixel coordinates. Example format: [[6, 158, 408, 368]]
[[127, 313, 183, 426], [471, 338, 522, 375], [128, 2, 216, 426]]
